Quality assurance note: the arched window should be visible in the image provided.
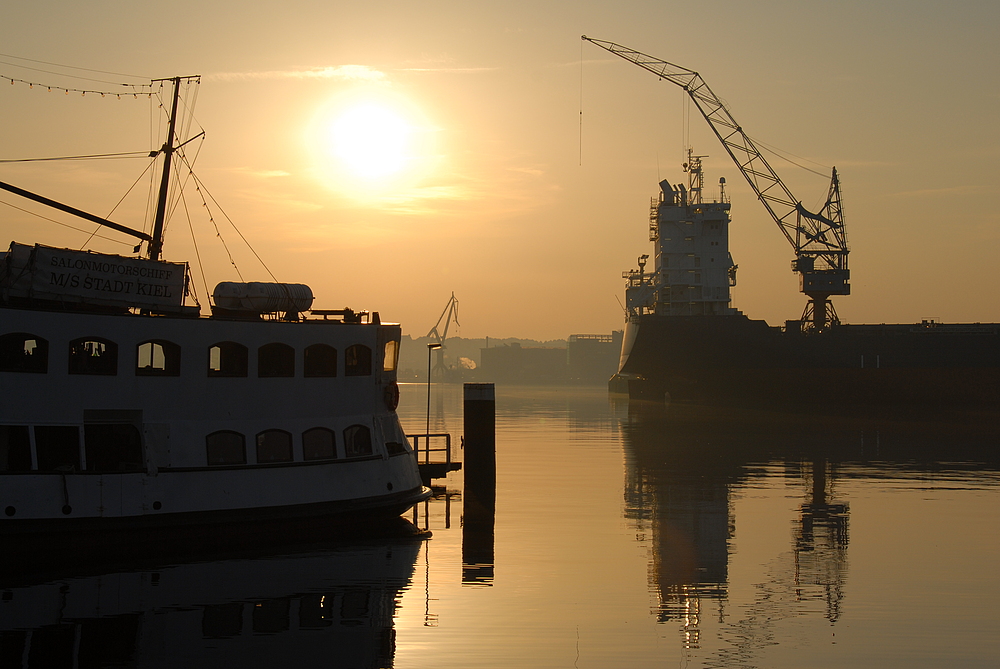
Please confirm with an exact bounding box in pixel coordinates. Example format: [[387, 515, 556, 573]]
[[0, 333, 48, 373], [258, 343, 294, 377], [136, 340, 181, 376], [68, 338, 117, 375], [208, 342, 248, 377], [345, 345, 372, 377], [304, 344, 337, 377], [256, 429, 293, 463], [343, 424, 373, 458], [206, 431, 246, 465], [303, 427, 336, 461]]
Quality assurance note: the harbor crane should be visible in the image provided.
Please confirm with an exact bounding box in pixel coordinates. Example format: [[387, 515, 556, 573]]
[[582, 36, 850, 332], [426, 292, 459, 379]]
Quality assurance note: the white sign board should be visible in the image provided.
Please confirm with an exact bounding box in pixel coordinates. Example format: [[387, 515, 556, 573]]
[[3, 243, 186, 309]]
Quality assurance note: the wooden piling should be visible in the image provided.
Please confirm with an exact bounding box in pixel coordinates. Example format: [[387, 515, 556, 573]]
[[462, 382, 495, 583]]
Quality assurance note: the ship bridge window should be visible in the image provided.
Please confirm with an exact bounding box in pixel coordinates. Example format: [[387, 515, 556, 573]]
[[256, 429, 293, 463], [68, 338, 118, 376], [84, 424, 143, 472], [383, 340, 399, 372], [343, 425, 373, 458], [34, 425, 81, 472], [206, 431, 246, 465], [0, 425, 32, 472], [136, 340, 181, 376], [0, 333, 48, 373], [258, 343, 294, 378], [303, 427, 337, 461], [208, 342, 248, 377], [345, 345, 372, 377], [304, 344, 337, 377]]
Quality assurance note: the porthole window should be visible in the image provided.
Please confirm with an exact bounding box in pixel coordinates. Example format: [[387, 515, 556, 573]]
[[256, 429, 292, 463], [304, 344, 337, 377], [208, 342, 248, 377], [258, 343, 294, 378], [68, 338, 117, 376], [0, 333, 48, 373], [206, 431, 246, 465], [303, 427, 336, 461], [345, 345, 372, 377], [343, 424, 373, 458], [136, 340, 181, 376]]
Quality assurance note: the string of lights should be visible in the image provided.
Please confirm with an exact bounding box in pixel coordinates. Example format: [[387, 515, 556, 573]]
[[1, 73, 154, 98]]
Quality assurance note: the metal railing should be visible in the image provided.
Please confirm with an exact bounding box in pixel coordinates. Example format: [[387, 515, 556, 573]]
[[406, 433, 453, 467]]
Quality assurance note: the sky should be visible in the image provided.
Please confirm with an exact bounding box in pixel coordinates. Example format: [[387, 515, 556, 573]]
[[1, 0, 998, 340]]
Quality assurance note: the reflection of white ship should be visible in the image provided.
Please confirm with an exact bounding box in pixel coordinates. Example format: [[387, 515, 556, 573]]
[[0, 537, 422, 668], [0, 76, 429, 540]]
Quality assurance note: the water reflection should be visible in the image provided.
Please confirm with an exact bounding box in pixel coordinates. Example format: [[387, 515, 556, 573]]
[[0, 529, 424, 668], [614, 399, 999, 653]]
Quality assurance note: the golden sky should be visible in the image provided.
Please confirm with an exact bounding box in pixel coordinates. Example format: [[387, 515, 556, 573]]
[[1, 0, 998, 339]]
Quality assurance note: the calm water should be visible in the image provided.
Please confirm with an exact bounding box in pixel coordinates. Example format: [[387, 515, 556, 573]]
[[2, 385, 998, 668]]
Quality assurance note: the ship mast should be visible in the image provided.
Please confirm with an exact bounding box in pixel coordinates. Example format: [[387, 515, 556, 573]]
[[148, 76, 186, 262]]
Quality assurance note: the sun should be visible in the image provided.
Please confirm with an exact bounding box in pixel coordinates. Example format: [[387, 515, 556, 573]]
[[326, 103, 412, 179]]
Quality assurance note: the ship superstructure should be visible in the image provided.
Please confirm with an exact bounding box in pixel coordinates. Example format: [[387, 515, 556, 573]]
[[624, 152, 737, 319]]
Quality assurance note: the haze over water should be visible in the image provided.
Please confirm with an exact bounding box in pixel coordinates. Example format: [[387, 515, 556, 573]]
[[3, 384, 996, 667]]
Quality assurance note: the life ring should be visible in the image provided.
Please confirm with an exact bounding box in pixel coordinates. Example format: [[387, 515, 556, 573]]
[[383, 382, 400, 411]]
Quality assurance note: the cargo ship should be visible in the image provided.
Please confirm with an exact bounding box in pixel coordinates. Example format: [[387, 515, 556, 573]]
[[581, 37, 999, 410], [609, 155, 1000, 409]]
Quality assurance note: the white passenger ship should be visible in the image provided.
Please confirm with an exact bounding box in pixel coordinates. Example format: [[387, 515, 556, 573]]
[[0, 76, 430, 540]]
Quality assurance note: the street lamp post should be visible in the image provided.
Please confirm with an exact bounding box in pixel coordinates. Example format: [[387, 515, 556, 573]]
[[426, 343, 442, 456]]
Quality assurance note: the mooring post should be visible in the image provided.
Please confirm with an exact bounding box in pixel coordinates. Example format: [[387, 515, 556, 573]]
[[462, 382, 495, 584]]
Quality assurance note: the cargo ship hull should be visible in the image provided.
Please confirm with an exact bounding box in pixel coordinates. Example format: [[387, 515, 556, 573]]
[[612, 314, 1000, 409]]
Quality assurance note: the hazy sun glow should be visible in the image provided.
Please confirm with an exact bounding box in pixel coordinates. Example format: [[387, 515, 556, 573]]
[[327, 103, 412, 179], [308, 91, 439, 201]]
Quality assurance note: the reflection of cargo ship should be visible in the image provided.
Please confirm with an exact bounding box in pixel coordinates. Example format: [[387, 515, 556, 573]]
[[609, 156, 1000, 408]]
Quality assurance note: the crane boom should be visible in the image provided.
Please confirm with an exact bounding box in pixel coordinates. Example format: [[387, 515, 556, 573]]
[[582, 36, 849, 330]]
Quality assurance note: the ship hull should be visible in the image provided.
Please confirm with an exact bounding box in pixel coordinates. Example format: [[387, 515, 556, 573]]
[[613, 314, 1000, 409]]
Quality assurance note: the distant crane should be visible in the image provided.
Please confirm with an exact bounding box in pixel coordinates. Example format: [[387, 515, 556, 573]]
[[426, 292, 460, 379], [582, 36, 850, 332]]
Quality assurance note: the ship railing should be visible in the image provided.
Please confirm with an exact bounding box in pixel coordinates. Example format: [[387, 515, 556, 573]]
[[407, 432, 453, 467]]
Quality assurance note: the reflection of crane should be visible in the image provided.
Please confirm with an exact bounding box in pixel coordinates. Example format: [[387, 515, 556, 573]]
[[583, 36, 850, 332], [426, 293, 459, 379]]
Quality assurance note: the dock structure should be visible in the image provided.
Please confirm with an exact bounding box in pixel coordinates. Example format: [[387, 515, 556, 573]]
[[409, 433, 461, 484]]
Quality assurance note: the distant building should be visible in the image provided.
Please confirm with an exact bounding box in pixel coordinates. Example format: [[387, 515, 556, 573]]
[[478, 343, 568, 384], [567, 332, 624, 383], [476, 332, 623, 385]]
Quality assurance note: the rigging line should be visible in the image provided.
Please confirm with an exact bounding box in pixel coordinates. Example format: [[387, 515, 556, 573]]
[[746, 134, 831, 177], [186, 169, 244, 282], [0, 58, 145, 86], [0, 52, 148, 80], [0, 199, 133, 246], [579, 38, 584, 167], [0, 152, 150, 163], [178, 181, 209, 307], [191, 171, 278, 283], [80, 157, 159, 249]]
